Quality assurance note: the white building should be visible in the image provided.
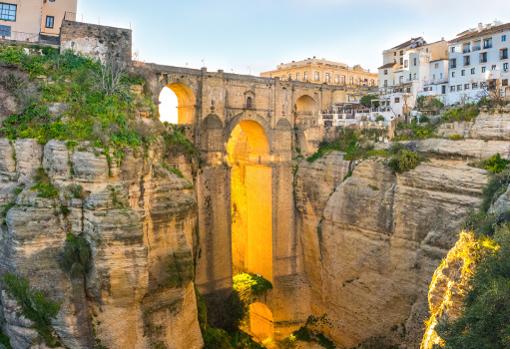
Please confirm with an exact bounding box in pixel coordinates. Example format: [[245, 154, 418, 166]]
[[447, 21, 510, 105], [378, 37, 448, 118]]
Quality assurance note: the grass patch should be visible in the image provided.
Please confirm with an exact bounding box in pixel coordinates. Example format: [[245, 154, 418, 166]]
[[2, 273, 60, 347], [31, 168, 58, 199], [0, 45, 157, 163]]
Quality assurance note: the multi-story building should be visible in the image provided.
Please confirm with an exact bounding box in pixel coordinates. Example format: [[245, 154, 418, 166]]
[[0, 0, 77, 43], [261, 57, 378, 87], [447, 21, 510, 105], [378, 37, 449, 117]]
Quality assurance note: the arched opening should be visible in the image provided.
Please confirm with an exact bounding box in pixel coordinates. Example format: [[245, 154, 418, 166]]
[[246, 96, 253, 109], [159, 83, 196, 124], [226, 120, 273, 282], [249, 302, 274, 343], [295, 95, 318, 116]]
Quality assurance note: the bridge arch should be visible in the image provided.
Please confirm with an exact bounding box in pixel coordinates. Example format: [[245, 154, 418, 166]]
[[226, 119, 273, 282], [294, 94, 319, 127], [158, 82, 196, 125]]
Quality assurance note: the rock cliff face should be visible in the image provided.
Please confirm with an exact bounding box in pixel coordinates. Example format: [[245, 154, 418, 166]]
[[0, 137, 203, 349], [295, 153, 489, 348]]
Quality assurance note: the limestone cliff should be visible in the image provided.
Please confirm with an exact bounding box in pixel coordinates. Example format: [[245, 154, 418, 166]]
[[295, 152, 489, 348], [0, 137, 203, 349]]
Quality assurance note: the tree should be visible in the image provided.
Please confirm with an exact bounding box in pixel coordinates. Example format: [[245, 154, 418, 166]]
[[360, 94, 379, 108]]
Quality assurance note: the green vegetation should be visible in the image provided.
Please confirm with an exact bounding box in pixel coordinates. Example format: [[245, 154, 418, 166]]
[[394, 119, 436, 140], [360, 94, 379, 108], [233, 273, 273, 304], [196, 288, 262, 349], [161, 163, 184, 178], [0, 45, 158, 164], [31, 168, 58, 199], [67, 184, 85, 199], [59, 233, 92, 279], [448, 134, 464, 141], [435, 224, 510, 349], [163, 125, 199, 161], [0, 330, 11, 349], [2, 273, 60, 347], [416, 96, 444, 114], [387, 146, 422, 174], [474, 154, 510, 174], [306, 129, 371, 162], [289, 315, 335, 349], [165, 251, 194, 288], [442, 104, 480, 122], [375, 114, 385, 122], [436, 160, 510, 348]]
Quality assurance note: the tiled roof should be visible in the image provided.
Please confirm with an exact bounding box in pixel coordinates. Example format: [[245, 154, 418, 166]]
[[450, 22, 510, 43], [378, 62, 397, 70], [391, 37, 425, 50]]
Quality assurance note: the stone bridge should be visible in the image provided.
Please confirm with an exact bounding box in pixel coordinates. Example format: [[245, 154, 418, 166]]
[[60, 20, 369, 340]]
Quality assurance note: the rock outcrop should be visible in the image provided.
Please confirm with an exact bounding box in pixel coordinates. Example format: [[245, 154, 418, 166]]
[[0, 138, 203, 349], [295, 154, 489, 348]]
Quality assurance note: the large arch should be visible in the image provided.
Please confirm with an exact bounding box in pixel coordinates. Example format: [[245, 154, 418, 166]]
[[159, 82, 196, 125], [226, 120, 273, 282]]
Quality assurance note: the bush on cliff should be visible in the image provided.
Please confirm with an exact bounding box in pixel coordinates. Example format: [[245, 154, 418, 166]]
[[0, 45, 157, 160], [2, 273, 60, 347], [59, 233, 92, 279], [442, 104, 480, 122], [387, 145, 422, 173], [435, 224, 510, 349]]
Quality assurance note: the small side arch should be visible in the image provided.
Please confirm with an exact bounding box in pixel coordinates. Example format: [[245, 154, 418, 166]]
[[159, 82, 196, 125]]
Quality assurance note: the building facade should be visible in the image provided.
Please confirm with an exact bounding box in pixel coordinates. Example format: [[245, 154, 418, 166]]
[[447, 21, 510, 105], [0, 0, 77, 42], [378, 37, 449, 117], [261, 57, 378, 87]]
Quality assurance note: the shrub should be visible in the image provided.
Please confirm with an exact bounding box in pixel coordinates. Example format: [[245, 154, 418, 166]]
[[164, 126, 199, 160], [448, 134, 464, 141], [68, 184, 85, 199], [375, 115, 385, 122], [233, 273, 273, 304], [31, 168, 58, 199], [0, 330, 11, 349], [2, 273, 60, 347], [360, 94, 379, 108], [387, 148, 421, 173], [394, 120, 436, 140], [478, 154, 510, 174], [480, 169, 510, 213], [436, 224, 510, 349], [59, 233, 92, 278], [442, 104, 480, 122]]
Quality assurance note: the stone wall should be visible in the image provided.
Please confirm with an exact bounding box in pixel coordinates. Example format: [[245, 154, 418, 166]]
[[60, 20, 132, 64]]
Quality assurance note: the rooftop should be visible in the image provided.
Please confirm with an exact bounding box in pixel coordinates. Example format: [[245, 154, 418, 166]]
[[267, 57, 373, 73], [450, 21, 510, 43], [389, 37, 427, 51]]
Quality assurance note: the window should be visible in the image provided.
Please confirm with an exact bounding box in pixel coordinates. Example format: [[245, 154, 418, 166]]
[[434, 63, 439, 69], [482, 66, 486, 73], [457, 85, 462, 91], [394, 52, 397, 56], [404, 60, 408, 68], [502, 79, 508, 86], [296, 73, 300, 81], [492, 65, 497, 71], [472, 82, 478, 89], [314, 71, 320, 81], [463, 55, 470, 66], [0, 24, 10, 37], [501, 48, 509, 60], [473, 41, 481, 51], [480, 52, 488, 63], [442, 85, 446, 94], [413, 58, 417, 66], [481, 82, 488, 88], [471, 68, 476, 75], [504, 63, 509, 71], [340, 75, 345, 85], [384, 69, 388, 75], [400, 57, 403, 65], [45, 15, 54, 29], [325, 73, 330, 83], [413, 73, 416, 79], [350, 76, 354, 84], [432, 74, 436, 80], [483, 37, 493, 49], [394, 97, 400, 103], [450, 46, 456, 53], [450, 86, 455, 92], [452, 71, 455, 78], [503, 35, 507, 42], [400, 50, 404, 56], [450, 58, 457, 68], [461, 70, 465, 76], [246, 96, 253, 109], [303, 72, 308, 81], [384, 80, 388, 87], [0, 3, 16, 21], [464, 83, 470, 90], [334, 75, 338, 84], [463, 43, 471, 53]]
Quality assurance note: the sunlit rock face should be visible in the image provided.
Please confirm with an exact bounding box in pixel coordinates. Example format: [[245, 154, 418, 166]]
[[0, 137, 203, 349], [295, 155, 488, 348]]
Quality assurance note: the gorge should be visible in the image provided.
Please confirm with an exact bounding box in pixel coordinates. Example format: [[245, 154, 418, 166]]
[[0, 21, 510, 349]]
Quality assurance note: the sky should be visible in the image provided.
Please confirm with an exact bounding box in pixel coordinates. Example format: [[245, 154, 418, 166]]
[[78, 0, 509, 75]]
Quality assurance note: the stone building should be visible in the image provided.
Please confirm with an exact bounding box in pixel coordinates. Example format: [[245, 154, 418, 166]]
[[0, 0, 77, 42], [261, 57, 378, 87]]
